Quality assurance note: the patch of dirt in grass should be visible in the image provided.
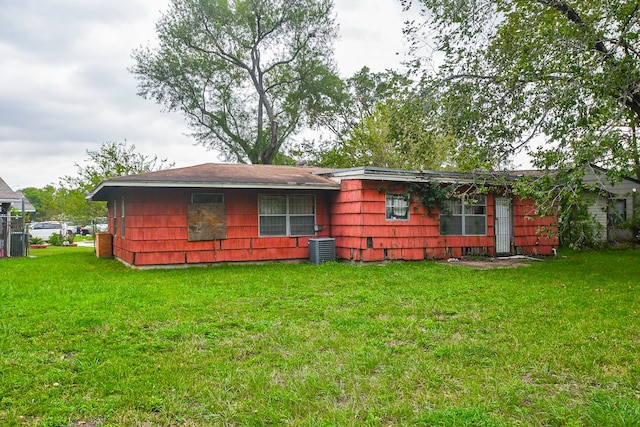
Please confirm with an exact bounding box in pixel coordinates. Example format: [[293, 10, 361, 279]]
[[443, 257, 542, 269]]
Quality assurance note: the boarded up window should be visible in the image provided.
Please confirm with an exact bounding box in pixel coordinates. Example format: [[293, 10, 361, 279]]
[[188, 202, 227, 241]]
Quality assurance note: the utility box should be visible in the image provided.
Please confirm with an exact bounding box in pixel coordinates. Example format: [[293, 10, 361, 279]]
[[309, 238, 335, 265], [95, 232, 113, 258], [10, 232, 26, 257]]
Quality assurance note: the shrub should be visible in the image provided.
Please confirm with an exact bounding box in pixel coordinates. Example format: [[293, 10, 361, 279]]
[[29, 237, 44, 245], [47, 233, 63, 246]]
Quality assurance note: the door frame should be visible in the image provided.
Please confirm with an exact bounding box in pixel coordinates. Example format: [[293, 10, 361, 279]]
[[494, 197, 513, 255]]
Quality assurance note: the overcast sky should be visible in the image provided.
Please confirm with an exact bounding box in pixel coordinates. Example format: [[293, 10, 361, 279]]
[[0, 0, 410, 190]]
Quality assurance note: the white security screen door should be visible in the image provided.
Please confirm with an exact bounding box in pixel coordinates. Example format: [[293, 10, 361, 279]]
[[495, 197, 512, 254]]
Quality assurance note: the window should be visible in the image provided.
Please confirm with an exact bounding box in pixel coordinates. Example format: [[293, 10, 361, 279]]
[[386, 194, 410, 220], [112, 199, 117, 235], [608, 199, 627, 226], [258, 194, 315, 236], [439, 195, 487, 236], [192, 193, 224, 203], [120, 195, 125, 237]]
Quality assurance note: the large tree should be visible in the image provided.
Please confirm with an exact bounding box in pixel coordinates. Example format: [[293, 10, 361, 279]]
[[20, 186, 59, 222], [320, 67, 454, 169], [312, 67, 454, 169], [132, 0, 340, 165], [402, 0, 640, 177]]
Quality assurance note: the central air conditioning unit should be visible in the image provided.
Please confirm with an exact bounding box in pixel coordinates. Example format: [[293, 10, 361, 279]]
[[308, 238, 336, 265]]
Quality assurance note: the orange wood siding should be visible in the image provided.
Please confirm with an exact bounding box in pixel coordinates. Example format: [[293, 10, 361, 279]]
[[105, 177, 559, 267], [512, 197, 558, 256], [109, 188, 332, 266], [330, 179, 557, 262]]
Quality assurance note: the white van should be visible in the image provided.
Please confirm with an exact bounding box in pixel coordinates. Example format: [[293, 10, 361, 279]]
[[28, 222, 69, 241]]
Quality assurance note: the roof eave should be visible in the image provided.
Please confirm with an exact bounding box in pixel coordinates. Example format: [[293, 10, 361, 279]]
[[89, 180, 340, 201], [318, 167, 510, 185]]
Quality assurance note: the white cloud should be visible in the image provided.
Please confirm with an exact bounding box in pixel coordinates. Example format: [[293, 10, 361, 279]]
[[0, 0, 408, 189]]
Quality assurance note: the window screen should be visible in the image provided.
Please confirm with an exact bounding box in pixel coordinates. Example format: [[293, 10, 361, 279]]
[[258, 195, 315, 236], [386, 194, 410, 220], [440, 195, 487, 236]]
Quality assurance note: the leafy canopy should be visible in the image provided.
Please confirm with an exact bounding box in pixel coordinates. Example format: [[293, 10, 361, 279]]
[[58, 141, 174, 220], [63, 140, 174, 191], [316, 67, 455, 170], [132, 0, 341, 165], [403, 0, 640, 177]]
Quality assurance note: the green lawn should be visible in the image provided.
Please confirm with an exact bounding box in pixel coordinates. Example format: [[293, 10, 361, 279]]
[[1, 247, 639, 426]]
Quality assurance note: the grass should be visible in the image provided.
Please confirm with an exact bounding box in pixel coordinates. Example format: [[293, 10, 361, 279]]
[[0, 247, 639, 426]]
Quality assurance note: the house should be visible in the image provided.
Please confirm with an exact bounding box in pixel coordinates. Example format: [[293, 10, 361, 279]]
[[13, 191, 36, 214], [88, 164, 558, 267], [581, 164, 639, 242], [0, 177, 28, 258]]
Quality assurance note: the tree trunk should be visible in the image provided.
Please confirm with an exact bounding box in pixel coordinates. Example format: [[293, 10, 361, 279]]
[[259, 121, 278, 164]]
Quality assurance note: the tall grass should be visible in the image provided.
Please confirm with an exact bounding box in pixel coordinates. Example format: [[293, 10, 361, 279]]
[[0, 247, 639, 426]]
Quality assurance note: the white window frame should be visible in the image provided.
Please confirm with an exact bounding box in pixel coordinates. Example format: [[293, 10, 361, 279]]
[[258, 194, 316, 237], [386, 193, 410, 221], [439, 195, 487, 236]]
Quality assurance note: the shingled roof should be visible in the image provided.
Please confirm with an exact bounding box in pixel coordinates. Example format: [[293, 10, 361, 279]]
[[0, 177, 21, 204], [89, 163, 340, 201]]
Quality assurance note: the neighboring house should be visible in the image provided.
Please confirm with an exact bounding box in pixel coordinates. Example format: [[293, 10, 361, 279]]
[[0, 177, 28, 258], [13, 191, 36, 214], [581, 164, 639, 242], [88, 164, 558, 268]]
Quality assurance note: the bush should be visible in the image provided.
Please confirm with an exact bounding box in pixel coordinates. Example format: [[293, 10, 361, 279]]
[[47, 233, 63, 246], [29, 237, 44, 245]]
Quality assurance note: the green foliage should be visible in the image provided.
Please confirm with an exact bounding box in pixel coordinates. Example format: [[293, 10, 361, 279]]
[[512, 168, 606, 249], [58, 140, 174, 220], [1, 248, 639, 425], [315, 67, 407, 144], [47, 232, 63, 246], [63, 140, 174, 191], [407, 182, 456, 216], [404, 0, 640, 176], [28, 237, 44, 245], [317, 67, 456, 170], [132, 0, 340, 165], [621, 193, 640, 242], [20, 186, 59, 222]]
